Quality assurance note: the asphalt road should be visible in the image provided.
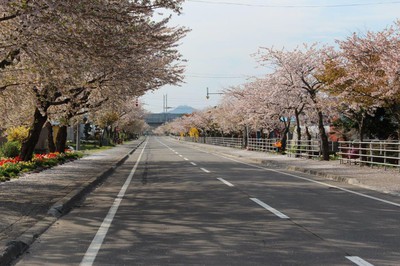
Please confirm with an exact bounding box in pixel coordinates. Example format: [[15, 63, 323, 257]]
[[15, 136, 400, 265]]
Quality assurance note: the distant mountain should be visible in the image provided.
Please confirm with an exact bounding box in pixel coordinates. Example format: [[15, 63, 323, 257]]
[[169, 105, 196, 114]]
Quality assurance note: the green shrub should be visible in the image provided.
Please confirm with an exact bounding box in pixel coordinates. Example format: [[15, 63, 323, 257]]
[[65, 151, 83, 160], [43, 158, 58, 168], [0, 163, 20, 178], [19, 161, 37, 172], [0, 175, 9, 182], [0, 141, 20, 158]]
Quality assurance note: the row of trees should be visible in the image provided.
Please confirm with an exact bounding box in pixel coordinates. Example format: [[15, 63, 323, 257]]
[[157, 19, 400, 160], [0, 0, 187, 160]]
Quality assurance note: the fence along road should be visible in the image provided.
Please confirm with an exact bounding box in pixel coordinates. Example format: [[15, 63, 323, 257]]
[[16, 136, 400, 265], [183, 136, 400, 171]]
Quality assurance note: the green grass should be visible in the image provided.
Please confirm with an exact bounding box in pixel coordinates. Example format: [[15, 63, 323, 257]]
[[68, 142, 115, 155]]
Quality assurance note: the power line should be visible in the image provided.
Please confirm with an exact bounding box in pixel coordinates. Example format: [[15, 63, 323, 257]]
[[186, 72, 261, 79], [186, 74, 246, 79], [187, 0, 400, 8]]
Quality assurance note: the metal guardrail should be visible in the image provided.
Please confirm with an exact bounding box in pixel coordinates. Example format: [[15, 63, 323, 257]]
[[202, 137, 243, 149], [177, 136, 400, 170], [181, 136, 243, 149], [286, 139, 321, 159], [338, 141, 400, 170], [247, 138, 278, 152]]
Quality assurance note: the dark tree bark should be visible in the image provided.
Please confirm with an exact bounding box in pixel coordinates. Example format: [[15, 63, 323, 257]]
[[242, 126, 248, 149], [305, 126, 312, 159], [56, 125, 68, 153], [280, 118, 291, 153], [20, 108, 48, 161], [317, 110, 330, 161], [20, 85, 66, 161], [46, 122, 56, 153], [295, 109, 302, 157]]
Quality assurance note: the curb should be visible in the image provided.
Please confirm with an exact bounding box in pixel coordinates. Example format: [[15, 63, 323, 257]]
[[0, 140, 144, 266], [285, 165, 359, 184]]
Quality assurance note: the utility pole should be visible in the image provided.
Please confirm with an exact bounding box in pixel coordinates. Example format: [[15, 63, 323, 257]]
[[163, 94, 173, 122], [206, 87, 223, 99]]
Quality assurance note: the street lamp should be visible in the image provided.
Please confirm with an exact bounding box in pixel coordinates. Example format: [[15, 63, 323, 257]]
[[206, 87, 223, 99]]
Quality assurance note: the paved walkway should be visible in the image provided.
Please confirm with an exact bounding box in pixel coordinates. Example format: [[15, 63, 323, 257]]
[[1, 137, 399, 265], [176, 139, 400, 197], [0, 139, 144, 265]]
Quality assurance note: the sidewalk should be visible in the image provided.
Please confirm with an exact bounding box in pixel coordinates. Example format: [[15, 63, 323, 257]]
[[0, 139, 144, 266], [177, 140, 400, 197]]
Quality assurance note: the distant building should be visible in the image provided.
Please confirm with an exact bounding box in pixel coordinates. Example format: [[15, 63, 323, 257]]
[[145, 105, 196, 129]]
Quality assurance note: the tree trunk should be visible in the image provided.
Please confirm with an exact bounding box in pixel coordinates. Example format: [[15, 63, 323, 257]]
[[358, 115, 365, 142], [358, 115, 366, 164], [46, 122, 56, 153], [295, 110, 301, 157], [281, 118, 291, 153], [305, 126, 312, 159], [242, 126, 248, 149], [317, 110, 330, 161], [20, 108, 48, 161], [56, 125, 68, 153]]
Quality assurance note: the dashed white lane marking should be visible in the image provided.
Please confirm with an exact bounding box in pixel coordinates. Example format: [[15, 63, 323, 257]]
[[184, 158, 189, 161], [179, 154, 183, 157], [217, 177, 234, 187], [200, 168, 211, 173], [250, 198, 289, 219], [346, 256, 374, 266], [208, 152, 400, 209], [191, 162, 197, 166], [80, 140, 148, 266]]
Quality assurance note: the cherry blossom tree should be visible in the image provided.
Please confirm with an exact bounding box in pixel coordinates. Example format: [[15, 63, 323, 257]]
[[331, 22, 400, 140], [0, 0, 187, 160], [257, 43, 336, 160], [236, 75, 312, 152]]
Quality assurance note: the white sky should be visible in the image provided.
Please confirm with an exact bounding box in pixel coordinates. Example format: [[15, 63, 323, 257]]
[[142, 0, 400, 113]]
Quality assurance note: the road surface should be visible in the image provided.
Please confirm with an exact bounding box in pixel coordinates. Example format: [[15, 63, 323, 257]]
[[15, 136, 400, 265]]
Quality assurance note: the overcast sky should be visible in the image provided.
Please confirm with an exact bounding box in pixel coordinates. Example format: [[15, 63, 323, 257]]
[[142, 0, 400, 113]]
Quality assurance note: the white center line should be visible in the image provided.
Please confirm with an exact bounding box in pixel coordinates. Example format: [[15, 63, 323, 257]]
[[80, 140, 148, 266], [346, 256, 374, 266], [217, 177, 234, 187], [200, 168, 211, 173], [190, 162, 197, 166], [250, 198, 289, 219]]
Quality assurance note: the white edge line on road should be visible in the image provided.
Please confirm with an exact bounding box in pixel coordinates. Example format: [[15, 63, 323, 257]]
[[210, 152, 400, 209], [80, 140, 148, 266], [217, 177, 234, 187], [190, 162, 197, 166], [250, 198, 289, 219], [346, 256, 374, 266], [200, 168, 211, 173]]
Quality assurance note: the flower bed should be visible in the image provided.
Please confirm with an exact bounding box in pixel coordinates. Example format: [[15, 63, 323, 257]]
[[0, 151, 83, 182]]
